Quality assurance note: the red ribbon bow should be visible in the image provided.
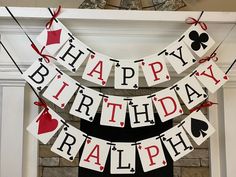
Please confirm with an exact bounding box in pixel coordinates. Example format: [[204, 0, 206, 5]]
[[198, 52, 218, 64], [31, 44, 57, 63], [185, 17, 208, 31], [34, 100, 48, 110], [190, 101, 217, 113], [46, 5, 62, 29]]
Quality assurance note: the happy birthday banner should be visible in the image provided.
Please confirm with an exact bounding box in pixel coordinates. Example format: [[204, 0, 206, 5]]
[[3, 6, 234, 174]]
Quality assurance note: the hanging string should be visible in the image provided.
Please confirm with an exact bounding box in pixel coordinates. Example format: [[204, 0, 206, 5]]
[[186, 11, 207, 30], [190, 101, 217, 113], [225, 59, 236, 75], [46, 5, 61, 29], [198, 23, 236, 64], [5, 6, 56, 63], [0, 41, 48, 109]]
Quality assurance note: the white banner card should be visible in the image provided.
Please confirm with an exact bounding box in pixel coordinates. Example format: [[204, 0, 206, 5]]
[[51, 124, 86, 161], [165, 40, 197, 74], [22, 59, 57, 91], [152, 88, 183, 122], [141, 54, 170, 87], [27, 107, 64, 144], [110, 143, 136, 174], [128, 96, 155, 128], [43, 72, 78, 109], [56, 37, 90, 72], [79, 136, 110, 172], [195, 60, 229, 93], [183, 24, 215, 57], [161, 124, 194, 161], [82, 52, 113, 86], [36, 20, 70, 55], [100, 95, 127, 128], [137, 137, 167, 172], [114, 60, 139, 89], [70, 86, 102, 122], [174, 74, 208, 109], [182, 110, 215, 145]]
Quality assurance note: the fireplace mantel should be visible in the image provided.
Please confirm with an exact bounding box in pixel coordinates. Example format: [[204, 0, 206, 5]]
[[0, 7, 236, 177]]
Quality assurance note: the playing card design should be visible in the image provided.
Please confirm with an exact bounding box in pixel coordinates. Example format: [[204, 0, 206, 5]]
[[128, 96, 155, 128], [114, 60, 139, 89], [110, 143, 136, 174], [152, 88, 183, 122], [141, 53, 170, 86], [183, 24, 215, 57], [165, 40, 197, 74], [36, 20, 70, 55], [22, 58, 57, 91], [26, 107, 64, 144], [43, 72, 78, 109], [70, 86, 102, 122], [51, 124, 86, 161], [82, 52, 113, 86], [194, 60, 229, 93], [161, 124, 194, 161], [56, 37, 90, 72], [182, 110, 215, 145], [100, 95, 127, 128], [137, 137, 167, 172], [174, 74, 208, 109], [79, 136, 110, 172]]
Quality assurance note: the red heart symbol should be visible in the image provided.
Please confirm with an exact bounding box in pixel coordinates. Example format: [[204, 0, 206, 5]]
[[37, 110, 58, 135], [120, 122, 124, 127], [100, 166, 104, 171], [138, 145, 142, 150], [102, 80, 106, 86], [195, 72, 200, 76], [153, 97, 157, 101], [61, 103, 65, 108], [104, 98, 108, 102], [141, 61, 145, 66], [224, 75, 228, 80], [57, 75, 61, 79], [87, 139, 91, 144], [91, 55, 95, 59], [179, 109, 183, 113], [162, 160, 166, 165], [166, 75, 170, 79]]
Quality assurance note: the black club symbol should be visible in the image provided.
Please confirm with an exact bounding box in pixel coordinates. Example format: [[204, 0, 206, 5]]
[[189, 30, 209, 51]]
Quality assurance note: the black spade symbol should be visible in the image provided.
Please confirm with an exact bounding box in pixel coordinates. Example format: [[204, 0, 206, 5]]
[[189, 30, 209, 51], [191, 118, 208, 138]]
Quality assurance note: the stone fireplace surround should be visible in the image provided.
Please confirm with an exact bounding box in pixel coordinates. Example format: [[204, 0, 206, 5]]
[[0, 8, 236, 177]]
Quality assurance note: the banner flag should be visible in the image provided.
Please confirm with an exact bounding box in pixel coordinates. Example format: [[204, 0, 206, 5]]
[[194, 60, 229, 93], [70, 86, 102, 122], [56, 37, 90, 72], [27, 107, 64, 144], [174, 74, 208, 109], [114, 60, 139, 89], [137, 137, 167, 172], [182, 110, 215, 145], [165, 40, 197, 74], [152, 88, 183, 122], [183, 24, 215, 57], [36, 19, 71, 55], [128, 96, 155, 128], [141, 53, 170, 86], [51, 124, 86, 161], [100, 95, 127, 128], [110, 142, 136, 174], [22, 58, 58, 91], [43, 72, 78, 109], [82, 52, 113, 86], [79, 136, 110, 172], [161, 124, 194, 161]]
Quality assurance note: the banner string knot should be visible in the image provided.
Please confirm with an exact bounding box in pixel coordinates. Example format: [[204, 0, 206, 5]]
[[185, 17, 207, 31], [190, 101, 218, 113], [46, 5, 62, 29], [198, 52, 218, 64]]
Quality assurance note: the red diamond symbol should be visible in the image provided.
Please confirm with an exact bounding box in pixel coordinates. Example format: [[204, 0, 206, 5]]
[[46, 29, 62, 46], [162, 160, 166, 165]]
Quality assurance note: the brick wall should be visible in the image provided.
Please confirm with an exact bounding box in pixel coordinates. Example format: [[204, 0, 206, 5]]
[[38, 87, 210, 177]]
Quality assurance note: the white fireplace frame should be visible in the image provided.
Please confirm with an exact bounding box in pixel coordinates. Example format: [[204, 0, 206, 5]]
[[0, 7, 236, 177]]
